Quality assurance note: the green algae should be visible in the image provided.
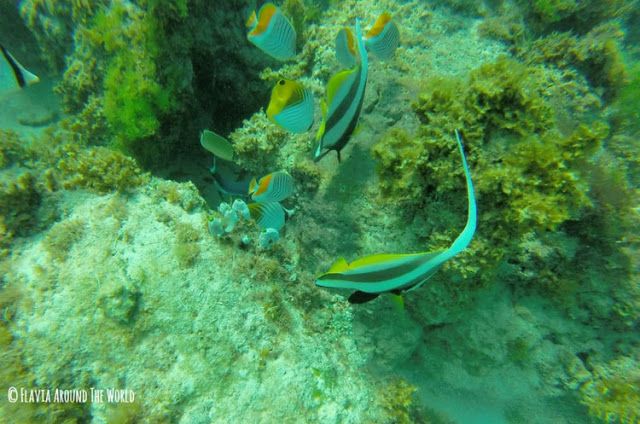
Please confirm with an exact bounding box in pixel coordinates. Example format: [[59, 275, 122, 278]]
[[372, 51, 637, 318], [56, 146, 148, 193], [42, 219, 85, 262], [174, 221, 201, 268], [581, 355, 640, 424]]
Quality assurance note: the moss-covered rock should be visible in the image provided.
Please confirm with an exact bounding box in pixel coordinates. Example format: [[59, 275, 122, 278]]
[[56, 145, 149, 193], [371, 55, 632, 309]]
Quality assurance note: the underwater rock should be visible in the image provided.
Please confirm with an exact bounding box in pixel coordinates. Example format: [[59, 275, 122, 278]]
[[17, 109, 59, 127], [3, 179, 387, 422]]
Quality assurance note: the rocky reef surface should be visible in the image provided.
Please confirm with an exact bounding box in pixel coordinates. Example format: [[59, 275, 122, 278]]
[[1, 0, 639, 423]]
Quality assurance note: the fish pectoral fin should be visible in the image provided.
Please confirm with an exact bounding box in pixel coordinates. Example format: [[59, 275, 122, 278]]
[[348, 291, 379, 304], [390, 291, 405, 310]]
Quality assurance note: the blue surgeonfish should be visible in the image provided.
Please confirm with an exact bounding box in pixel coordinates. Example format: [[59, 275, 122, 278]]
[[266, 79, 314, 133], [334, 27, 357, 68], [246, 3, 296, 61], [364, 12, 400, 61], [314, 19, 369, 162], [315, 130, 477, 304], [249, 170, 294, 203], [0, 45, 39, 97]]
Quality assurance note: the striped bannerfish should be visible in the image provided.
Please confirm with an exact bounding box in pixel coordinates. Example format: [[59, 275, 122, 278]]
[[334, 27, 357, 68], [314, 18, 369, 162], [248, 201, 286, 231], [249, 170, 294, 203], [246, 3, 296, 61], [0, 44, 40, 97], [266, 79, 314, 133], [315, 130, 477, 304], [364, 12, 400, 61]]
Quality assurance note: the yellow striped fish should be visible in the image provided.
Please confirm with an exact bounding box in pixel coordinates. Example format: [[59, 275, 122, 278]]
[[249, 170, 294, 203], [0, 44, 39, 97], [314, 19, 368, 162], [249, 201, 286, 231], [316, 131, 476, 304], [246, 3, 296, 61], [334, 27, 357, 68], [266, 79, 314, 133], [364, 12, 400, 61]]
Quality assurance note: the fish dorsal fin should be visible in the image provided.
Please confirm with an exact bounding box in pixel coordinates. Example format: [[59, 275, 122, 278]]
[[249, 3, 277, 36], [335, 27, 357, 68], [328, 257, 349, 273], [326, 68, 356, 108], [366, 12, 393, 39], [246, 10, 257, 29], [253, 173, 273, 198], [320, 98, 327, 119], [349, 252, 421, 269]]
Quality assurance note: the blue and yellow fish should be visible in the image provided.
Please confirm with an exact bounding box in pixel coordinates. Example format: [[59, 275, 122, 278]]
[[266, 79, 314, 133], [315, 130, 476, 304], [246, 3, 296, 61], [249, 170, 294, 203], [314, 19, 369, 162], [334, 27, 358, 68], [249, 201, 287, 231], [0, 44, 39, 98], [364, 12, 400, 61]]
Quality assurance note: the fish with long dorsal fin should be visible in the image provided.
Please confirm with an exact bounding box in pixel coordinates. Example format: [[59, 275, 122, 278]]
[[315, 130, 476, 304], [0, 44, 39, 98], [314, 18, 369, 162]]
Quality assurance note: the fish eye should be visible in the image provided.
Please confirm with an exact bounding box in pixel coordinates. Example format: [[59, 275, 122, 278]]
[[278, 80, 285, 85]]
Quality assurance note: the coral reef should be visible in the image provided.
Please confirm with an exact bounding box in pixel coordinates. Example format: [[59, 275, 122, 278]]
[[20, 0, 272, 168], [56, 145, 149, 193], [518, 23, 628, 102], [1, 183, 393, 423], [1, 1, 638, 423], [372, 52, 638, 320], [516, 0, 631, 34], [42, 218, 85, 262], [581, 354, 640, 424], [230, 112, 290, 176]]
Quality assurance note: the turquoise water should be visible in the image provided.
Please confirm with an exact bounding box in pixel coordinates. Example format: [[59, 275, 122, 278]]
[[1, 1, 639, 423]]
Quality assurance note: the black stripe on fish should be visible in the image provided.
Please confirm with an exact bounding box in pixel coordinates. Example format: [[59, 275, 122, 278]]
[[317, 252, 441, 285], [322, 68, 366, 159], [1, 44, 26, 88], [325, 65, 362, 141], [330, 80, 366, 156]]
